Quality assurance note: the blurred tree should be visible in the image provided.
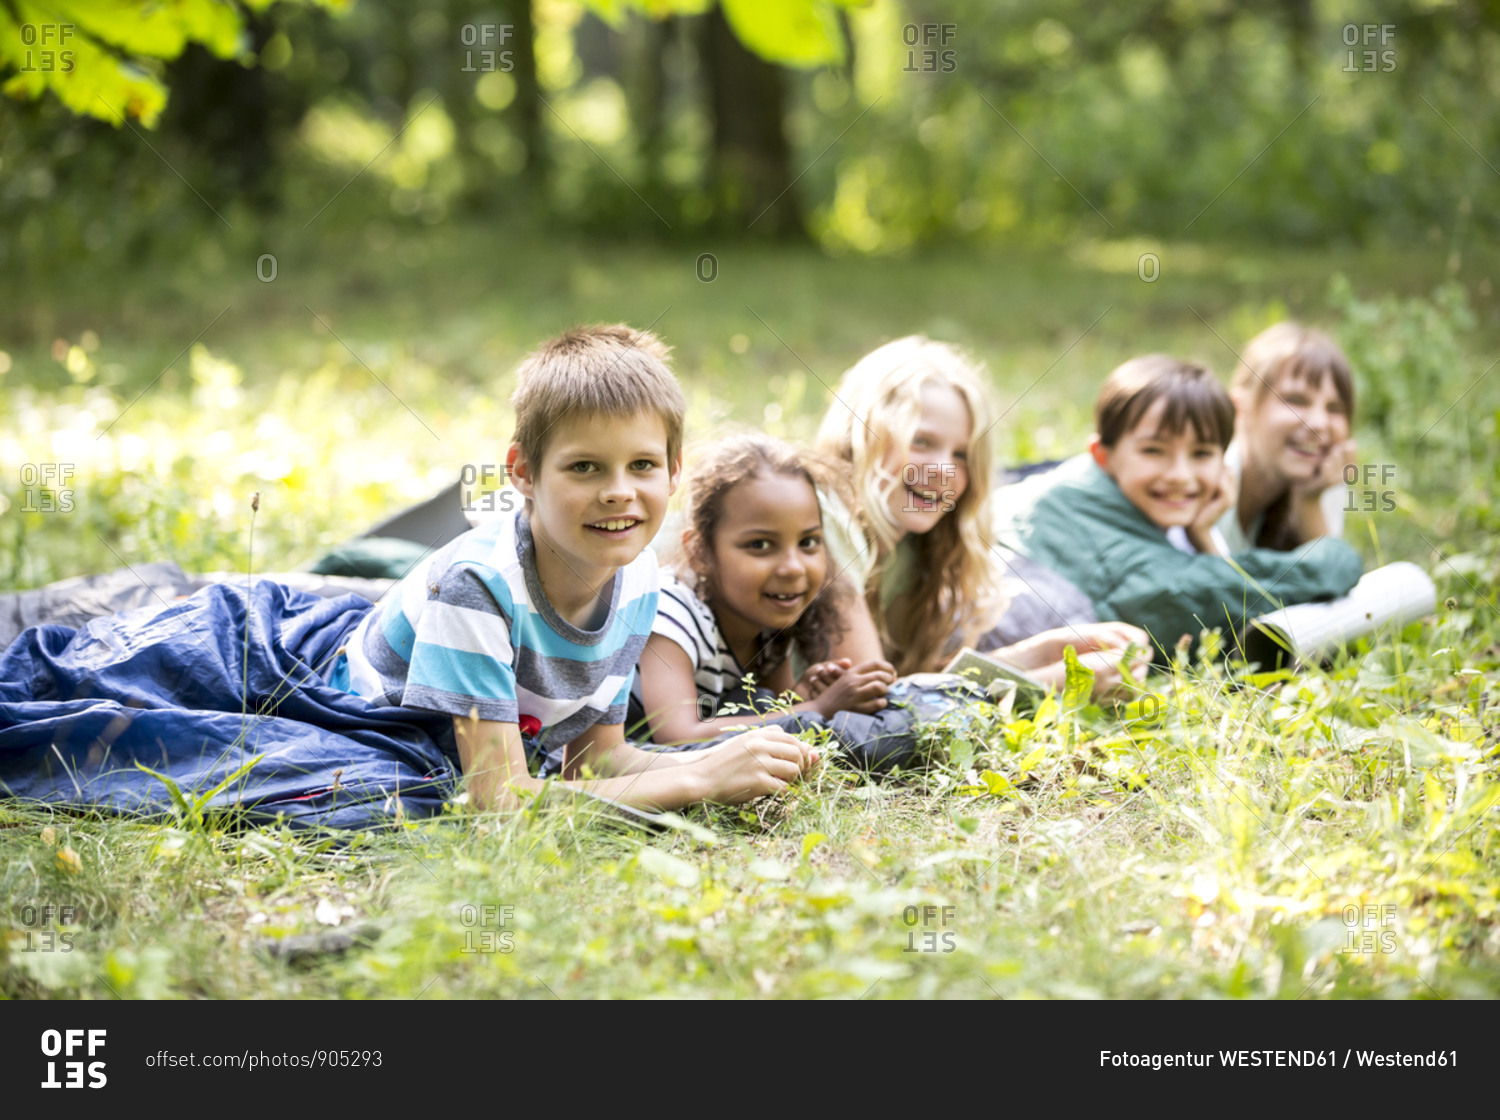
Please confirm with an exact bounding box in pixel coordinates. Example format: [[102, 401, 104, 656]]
[[583, 0, 860, 234], [699, 5, 803, 235], [7, 0, 1500, 260], [502, 0, 545, 192]]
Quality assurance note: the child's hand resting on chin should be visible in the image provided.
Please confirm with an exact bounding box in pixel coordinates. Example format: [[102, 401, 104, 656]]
[[1186, 462, 1238, 556]]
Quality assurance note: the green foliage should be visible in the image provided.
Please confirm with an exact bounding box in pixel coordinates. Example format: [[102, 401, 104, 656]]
[[582, 0, 859, 67], [718, 0, 850, 68], [0, 0, 345, 126], [1330, 274, 1478, 451], [9, 1, 1499, 253], [4, 607, 1498, 998], [1327, 272, 1500, 552]]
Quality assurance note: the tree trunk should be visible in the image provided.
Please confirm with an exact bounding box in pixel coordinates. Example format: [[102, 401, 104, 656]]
[[625, 13, 669, 197], [698, 8, 804, 237], [163, 19, 276, 210], [501, 0, 546, 193]]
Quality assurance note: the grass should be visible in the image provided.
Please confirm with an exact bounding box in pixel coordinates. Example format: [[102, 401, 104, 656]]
[[3, 227, 1500, 998]]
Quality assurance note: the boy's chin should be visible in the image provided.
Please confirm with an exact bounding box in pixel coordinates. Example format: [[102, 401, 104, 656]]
[[1144, 509, 1198, 531]]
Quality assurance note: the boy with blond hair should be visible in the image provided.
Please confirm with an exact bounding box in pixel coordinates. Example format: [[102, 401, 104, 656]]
[[339, 324, 816, 810]]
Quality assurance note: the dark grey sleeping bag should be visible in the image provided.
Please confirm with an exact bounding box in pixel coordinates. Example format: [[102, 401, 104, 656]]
[[635, 676, 993, 773]]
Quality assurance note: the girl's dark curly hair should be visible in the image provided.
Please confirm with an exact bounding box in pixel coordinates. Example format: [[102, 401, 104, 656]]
[[669, 432, 853, 681]]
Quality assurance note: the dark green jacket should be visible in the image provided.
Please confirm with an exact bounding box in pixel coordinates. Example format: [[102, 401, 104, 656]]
[[991, 454, 1364, 657]]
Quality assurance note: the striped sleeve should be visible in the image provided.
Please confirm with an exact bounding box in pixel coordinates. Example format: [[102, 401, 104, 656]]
[[402, 564, 519, 722], [650, 580, 713, 669]]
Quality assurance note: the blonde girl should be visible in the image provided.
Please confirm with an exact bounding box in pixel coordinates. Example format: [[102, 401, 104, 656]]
[[815, 336, 1148, 695]]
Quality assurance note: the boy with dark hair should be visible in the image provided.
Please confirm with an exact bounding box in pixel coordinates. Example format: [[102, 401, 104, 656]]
[[993, 355, 1362, 658]]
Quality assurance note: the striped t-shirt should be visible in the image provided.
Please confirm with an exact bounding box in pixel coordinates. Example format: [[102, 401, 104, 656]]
[[337, 510, 658, 775], [627, 571, 748, 730]]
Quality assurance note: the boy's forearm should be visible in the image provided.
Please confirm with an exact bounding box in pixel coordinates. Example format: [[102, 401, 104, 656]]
[[468, 770, 543, 812], [989, 633, 1050, 670], [649, 706, 804, 746], [594, 738, 713, 773], [554, 766, 708, 811], [453, 715, 535, 812]]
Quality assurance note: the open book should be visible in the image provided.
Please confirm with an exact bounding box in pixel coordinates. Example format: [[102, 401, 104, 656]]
[[1239, 561, 1437, 668], [941, 646, 1048, 705]]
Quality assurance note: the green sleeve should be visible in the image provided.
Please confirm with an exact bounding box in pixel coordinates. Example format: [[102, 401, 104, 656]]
[[1095, 536, 1365, 655], [994, 455, 1364, 657]]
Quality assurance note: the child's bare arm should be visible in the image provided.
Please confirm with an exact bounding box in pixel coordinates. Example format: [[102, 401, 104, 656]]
[[823, 590, 886, 663], [452, 714, 542, 811], [562, 720, 820, 806], [454, 714, 816, 811], [634, 634, 807, 744], [636, 634, 888, 745]]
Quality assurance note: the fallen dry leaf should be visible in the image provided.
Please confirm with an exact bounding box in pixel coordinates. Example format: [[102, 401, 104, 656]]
[[56, 846, 81, 875]]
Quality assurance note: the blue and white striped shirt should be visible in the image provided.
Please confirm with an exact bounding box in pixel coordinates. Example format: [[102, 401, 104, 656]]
[[338, 510, 658, 774]]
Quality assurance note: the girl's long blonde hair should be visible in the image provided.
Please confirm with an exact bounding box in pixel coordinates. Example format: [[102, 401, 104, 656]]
[[815, 336, 1008, 674]]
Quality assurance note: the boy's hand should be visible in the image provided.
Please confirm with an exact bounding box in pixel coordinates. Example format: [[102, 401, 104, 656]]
[[811, 658, 895, 717], [1071, 621, 1149, 654], [698, 728, 819, 804], [1187, 463, 1237, 555], [1019, 623, 1148, 667], [1079, 645, 1152, 699], [793, 658, 852, 700]]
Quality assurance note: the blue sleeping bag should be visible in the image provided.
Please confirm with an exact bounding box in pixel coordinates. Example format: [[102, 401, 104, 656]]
[[0, 581, 459, 830]]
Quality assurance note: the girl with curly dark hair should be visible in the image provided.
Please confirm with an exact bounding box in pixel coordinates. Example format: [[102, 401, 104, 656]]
[[628, 433, 896, 746]]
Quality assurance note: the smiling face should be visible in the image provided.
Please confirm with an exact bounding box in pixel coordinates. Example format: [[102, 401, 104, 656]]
[[1236, 367, 1350, 487], [878, 381, 973, 540], [703, 471, 828, 648], [1093, 397, 1225, 529], [510, 409, 678, 591]]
